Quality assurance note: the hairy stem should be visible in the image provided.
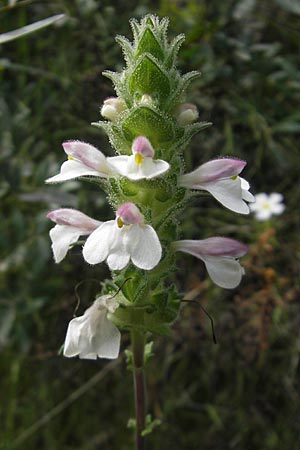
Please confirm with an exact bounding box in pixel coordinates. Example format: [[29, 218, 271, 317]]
[[131, 329, 146, 450]]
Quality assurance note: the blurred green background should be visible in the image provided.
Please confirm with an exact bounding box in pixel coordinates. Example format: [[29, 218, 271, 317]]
[[1, 0, 300, 449]]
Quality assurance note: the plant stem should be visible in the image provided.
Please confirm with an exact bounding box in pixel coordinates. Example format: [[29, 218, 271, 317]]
[[131, 329, 146, 450]]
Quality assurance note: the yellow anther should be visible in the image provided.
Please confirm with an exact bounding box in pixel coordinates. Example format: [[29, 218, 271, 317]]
[[230, 175, 238, 180], [134, 153, 143, 164], [68, 155, 74, 160], [117, 216, 124, 228]]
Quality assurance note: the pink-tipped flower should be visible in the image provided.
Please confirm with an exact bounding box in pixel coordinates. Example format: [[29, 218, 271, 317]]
[[47, 208, 102, 263], [107, 136, 169, 180], [177, 103, 199, 126], [100, 97, 126, 121], [45, 141, 112, 184], [64, 295, 120, 360], [174, 237, 248, 288], [83, 202, 162, 270], [179, 158, 254, 214]]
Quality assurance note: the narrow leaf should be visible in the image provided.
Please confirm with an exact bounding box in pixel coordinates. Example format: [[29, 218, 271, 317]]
[[0, 14, 66, 44]]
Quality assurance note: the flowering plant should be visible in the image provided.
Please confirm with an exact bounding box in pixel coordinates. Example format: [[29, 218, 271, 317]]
[[46, 15, 252, 448]]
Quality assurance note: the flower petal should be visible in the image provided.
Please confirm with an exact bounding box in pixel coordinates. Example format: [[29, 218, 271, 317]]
[[63, 299, 121, 360], [174, 238, 247, 258], [63, 141, 110, 175], [202, 255, 245, 289], [49, 224, 82, 263], [45, 160, 102, 183], [82, 221, 117, 265], [106, 249, 130, 270], [63, 315, 87, 357], [107, 155, 129, 176], [108, 155, 169, 180], [125, 224, 162, 270], [269, 193, 283, 204], [139, 158, 170, 179], [47, 208, 101, 232], [203, 178, 250, 214], [180, 158, 246, 185], [87, 315, 120, 359]]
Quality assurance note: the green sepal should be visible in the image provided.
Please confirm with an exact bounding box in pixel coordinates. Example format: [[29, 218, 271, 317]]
[[167, 70, 201, 108], [165, 34, 185, 69], [122, 106, 175, 145], [135, 27, 164, 61], [92, 121, 132, 155], [112, 265, 148, 303], [154, 180, 173, 202], [102, 70, 128, 102], [115, 35, 134, 65], [107, 177, 122, 202], [183, 121, 213, 144], [128, 54, 170, 100]]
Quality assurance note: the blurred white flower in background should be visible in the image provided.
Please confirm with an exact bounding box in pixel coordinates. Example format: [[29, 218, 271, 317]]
[[250, 193, 285, 221]]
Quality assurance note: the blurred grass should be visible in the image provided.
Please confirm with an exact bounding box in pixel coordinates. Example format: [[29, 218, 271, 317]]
[[1, 0, 300, 449]]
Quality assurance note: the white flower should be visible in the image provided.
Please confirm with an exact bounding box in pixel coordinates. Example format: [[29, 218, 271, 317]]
[[250, 192, 285, 221], [173, 237, 248, 289], [83, 202, 162, 270], [179, 158, 254, 214], [63, 295, 120, 360], [107, 136, 170, 180], [47, 208, 101, 263], [45, 141, 113, 183]]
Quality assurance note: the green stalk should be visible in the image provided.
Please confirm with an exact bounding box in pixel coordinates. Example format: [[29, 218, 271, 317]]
[[131, 329, 146, 450]]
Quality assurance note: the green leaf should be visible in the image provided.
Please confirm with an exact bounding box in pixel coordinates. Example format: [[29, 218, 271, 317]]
[[122, 106, 174, 145], [135, 28, 164, 60], [0, 14, 66, 45], [129, 55, 170, 99]]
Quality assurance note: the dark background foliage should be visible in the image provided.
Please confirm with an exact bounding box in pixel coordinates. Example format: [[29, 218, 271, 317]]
[[1, 0, 300, 449]]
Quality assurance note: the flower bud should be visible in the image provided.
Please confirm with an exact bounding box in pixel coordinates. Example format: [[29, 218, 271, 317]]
[[177, 103, 199, 126], [140, 94, 153, 105], [101, 97, 125, 121]]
